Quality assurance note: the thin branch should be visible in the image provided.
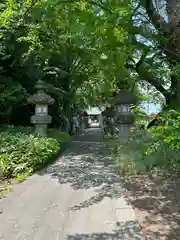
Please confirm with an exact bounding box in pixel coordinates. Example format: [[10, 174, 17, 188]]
[[136, 52, 167, 96], [140, 0, 167, 31], [23, 0, 38, 18], [46, 83, 67, 94]]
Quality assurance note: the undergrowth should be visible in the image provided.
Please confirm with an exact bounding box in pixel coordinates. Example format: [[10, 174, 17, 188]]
[[0, 126, 70, 182], [106, 110, 180, 175]]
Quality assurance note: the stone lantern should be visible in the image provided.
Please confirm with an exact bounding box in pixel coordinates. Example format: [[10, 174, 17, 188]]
[[28, 80, 54, 137], [114, 84, 135, 138], [80, 111, 88, 130]]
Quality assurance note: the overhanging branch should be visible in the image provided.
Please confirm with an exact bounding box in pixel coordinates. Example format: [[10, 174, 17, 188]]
[[140, 0, 168, 31], [135, 53, 168, 97]]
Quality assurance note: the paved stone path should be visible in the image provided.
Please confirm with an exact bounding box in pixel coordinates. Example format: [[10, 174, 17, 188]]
[[0, 128, 147, 240]]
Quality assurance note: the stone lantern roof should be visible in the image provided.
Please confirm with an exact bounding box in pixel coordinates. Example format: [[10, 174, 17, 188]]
[[114, 84, 136, 105], [102, 106, 115, 117], [28, 80, 54, 105]]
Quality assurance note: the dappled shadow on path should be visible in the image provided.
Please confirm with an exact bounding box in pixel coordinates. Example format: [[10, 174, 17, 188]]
[[121, 174, 180, 239], [70, 183, 123, 211], [67, 220, 146, 239], [38, 129, 125, 209], [45, 143, 121, 189], [36, 129, 147, 239]]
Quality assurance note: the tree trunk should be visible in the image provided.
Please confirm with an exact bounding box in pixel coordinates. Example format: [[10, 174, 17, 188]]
[[138, 0, 180, 109]]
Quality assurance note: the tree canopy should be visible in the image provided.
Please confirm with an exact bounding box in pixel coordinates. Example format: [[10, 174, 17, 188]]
[[0, 0, 179, 125]]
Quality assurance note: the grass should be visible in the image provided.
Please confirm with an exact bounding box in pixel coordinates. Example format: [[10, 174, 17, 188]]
[[105, 127, 180, 177], [105, 131, 161, 175]]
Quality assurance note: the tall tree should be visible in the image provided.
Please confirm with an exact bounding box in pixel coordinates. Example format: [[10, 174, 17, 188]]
[[132, 0, 180, 108], [0, 0, 133, 125]]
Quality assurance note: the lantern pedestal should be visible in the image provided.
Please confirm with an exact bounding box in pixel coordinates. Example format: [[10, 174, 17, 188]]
[[28, 80, 54, 137], [114, 85, 135, 139], [81, 118, 86, 130], [35, 125, 47, 137], [118, 124, 130, 138], [31, 115, 52, 137], [81, 116, 88, 129], [116, 114, 134, 138]]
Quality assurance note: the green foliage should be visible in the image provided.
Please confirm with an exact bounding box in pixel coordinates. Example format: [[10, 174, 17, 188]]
[[145, 110, 180, 169], [0, 127, 70, 180], [0, 0, 134, 126], [0, 81, 28, 122], [105, 135, 152, 174], [0, 0, 178, 129], [106, 111, 180, 175]]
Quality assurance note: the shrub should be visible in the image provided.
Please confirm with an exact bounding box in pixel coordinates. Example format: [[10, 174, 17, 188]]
[[106, 110, 180, 175], [48, 129, 70, 143], [145, 110, 180, 170], [106, 136, 153, 174], [0, 129, 70, 180]]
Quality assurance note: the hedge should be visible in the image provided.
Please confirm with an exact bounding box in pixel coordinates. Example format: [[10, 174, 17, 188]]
[[0, 128, 70, 181]]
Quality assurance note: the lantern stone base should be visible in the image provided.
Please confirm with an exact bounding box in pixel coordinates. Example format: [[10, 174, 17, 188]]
[[81, 116, 88, 129], [115, 113, 134, 139], [80, 116, 86, 130], [117, 124, 131, 138], [34, 124, 48, 137], [81, 122, 86, 130], [116, 114, 134, 125], [30, 115, 52, 137]]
